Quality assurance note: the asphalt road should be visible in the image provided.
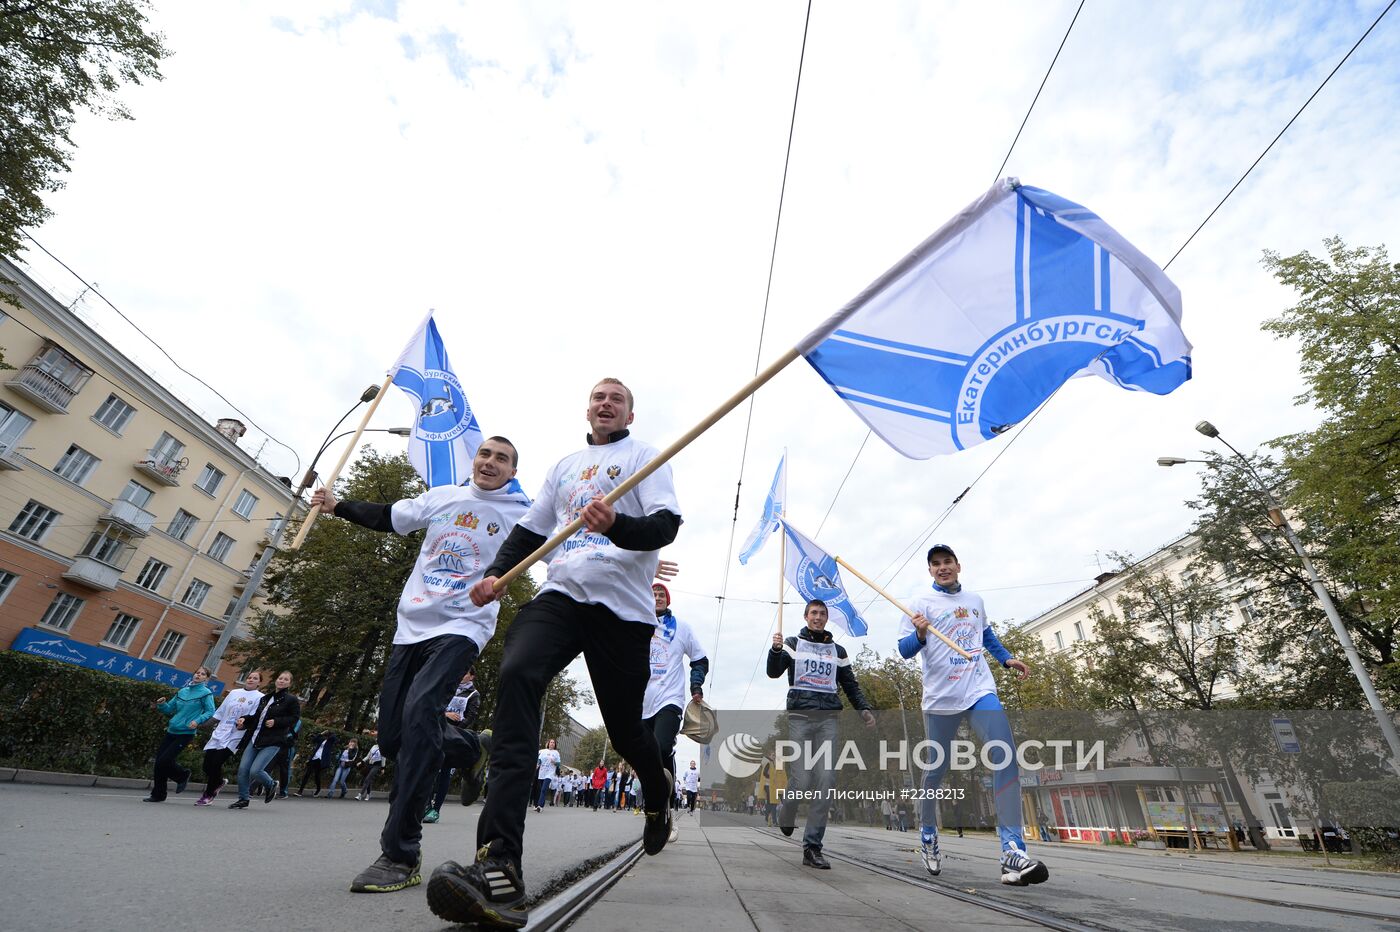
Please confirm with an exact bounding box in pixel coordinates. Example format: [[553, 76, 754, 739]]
[[0, 783, 643, 931], [698, 809, 1400, 931]]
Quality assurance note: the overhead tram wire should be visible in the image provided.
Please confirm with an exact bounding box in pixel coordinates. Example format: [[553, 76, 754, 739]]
[[18, 233, 303, 474], [709, 0, 814, 683], [990, 0, 1086, 186], [1162, 0, 1397, 271], [846, 0, 1399, 615]]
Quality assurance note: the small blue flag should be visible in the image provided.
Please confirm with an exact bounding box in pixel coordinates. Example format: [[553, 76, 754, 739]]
[[738, 451, 786, 566], [781, 520, 868, 637], [390, 313, 484, 487]]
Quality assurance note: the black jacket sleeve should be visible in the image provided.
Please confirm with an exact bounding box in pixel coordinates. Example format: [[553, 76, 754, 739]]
[[836, 647, 872, 711], [688, 656, 709, 696], [603, 509, 681, 552], [766, 637, 794, 681], [463, 690, 482, 729], [483, 525, 549, 579], [333, 500, 396, 533]]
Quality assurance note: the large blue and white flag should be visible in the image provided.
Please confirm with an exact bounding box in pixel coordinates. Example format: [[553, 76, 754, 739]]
[[781, 520, 868, 637], [738, 451, 787, 565], [799, 179, 1191, 459], [390, 313, 484, 487]]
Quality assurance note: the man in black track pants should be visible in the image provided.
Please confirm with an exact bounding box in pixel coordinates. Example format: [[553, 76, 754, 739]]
[[308, 436, 530, 895], [427, 377, 680, 931]]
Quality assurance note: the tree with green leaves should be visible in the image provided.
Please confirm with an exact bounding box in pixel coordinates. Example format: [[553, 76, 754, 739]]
[[571, 726, 615, 772], [0, 1, 170, 257]]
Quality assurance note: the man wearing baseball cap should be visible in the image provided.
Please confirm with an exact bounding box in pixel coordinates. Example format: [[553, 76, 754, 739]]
[[898, 544, 1049, 887]]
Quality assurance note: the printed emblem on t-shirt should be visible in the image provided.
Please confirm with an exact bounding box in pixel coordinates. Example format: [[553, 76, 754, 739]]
[[607, 464, 622, 479], [580, 464, 599, 481], [455, 512, 479, 529], [487, 522, 500, 535]]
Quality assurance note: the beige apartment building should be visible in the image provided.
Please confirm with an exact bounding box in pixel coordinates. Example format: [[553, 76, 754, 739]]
[[0, 257, 294, 689]]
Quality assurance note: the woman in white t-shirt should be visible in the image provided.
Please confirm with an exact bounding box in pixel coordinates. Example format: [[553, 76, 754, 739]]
[[196, 671, 265, 806], [328, 739, 360, 799], [533, 739, 560, 812]]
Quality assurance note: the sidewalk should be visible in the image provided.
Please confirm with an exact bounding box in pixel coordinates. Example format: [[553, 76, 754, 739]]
[[569, 817, 1042, 931]]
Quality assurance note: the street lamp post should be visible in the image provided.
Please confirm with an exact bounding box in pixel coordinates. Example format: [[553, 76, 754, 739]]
[[202, 410, 412, 673], [1160, 421, 1400, 777]]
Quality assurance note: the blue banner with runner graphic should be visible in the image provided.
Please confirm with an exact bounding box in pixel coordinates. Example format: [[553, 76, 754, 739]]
[[391, 312, 485, 487], [11, 628, 226, 693], [780, 521, 868, 637], [797, 178, 1191, 459]]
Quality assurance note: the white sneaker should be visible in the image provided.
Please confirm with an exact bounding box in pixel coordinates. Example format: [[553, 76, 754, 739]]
[[999, 846, 1049, 886], [920, 832, 941, 876]]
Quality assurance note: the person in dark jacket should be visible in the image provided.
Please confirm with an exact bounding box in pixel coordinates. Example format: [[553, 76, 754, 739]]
[[297, 731, 341, 797], [144, 665, 217, 802], [766, 599, 875, 869], [229, 670, 301, 809]]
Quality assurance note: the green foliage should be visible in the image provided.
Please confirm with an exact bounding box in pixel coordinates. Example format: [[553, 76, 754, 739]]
[[994, 624, 1091, 711], [571, 726, 614, 771], [0, 1, 170, 257]]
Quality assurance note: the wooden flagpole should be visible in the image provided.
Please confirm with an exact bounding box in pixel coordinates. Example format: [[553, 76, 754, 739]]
[[288, 374, 396, 551], [493, 347, 802, 591], [833, 556, 973, 660], [777, 516, 786, 638]]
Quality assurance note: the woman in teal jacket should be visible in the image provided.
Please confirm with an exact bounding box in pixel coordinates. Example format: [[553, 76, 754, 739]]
[[144, 665, 216, 802]]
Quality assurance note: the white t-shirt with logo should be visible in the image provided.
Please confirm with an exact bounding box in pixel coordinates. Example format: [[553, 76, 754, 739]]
[[642, 611, 707, 718], [519, 435, 681, 625], [390, 480, 532, 648], [792, 639, 839, 693], [898, 586, 997, 712], [203, 687, 265, 752], [537, 748, 561, 780], [682, 767, 700, 791]]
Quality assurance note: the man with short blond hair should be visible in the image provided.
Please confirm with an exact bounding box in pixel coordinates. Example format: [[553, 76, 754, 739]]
[[428, 378, 681, 930]]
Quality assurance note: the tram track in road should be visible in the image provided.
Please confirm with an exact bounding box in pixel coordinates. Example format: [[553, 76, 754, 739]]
[[531, 841, 643, 931], [813, 825, 1400, 928]]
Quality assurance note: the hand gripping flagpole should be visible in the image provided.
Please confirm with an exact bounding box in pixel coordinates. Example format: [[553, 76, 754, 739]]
[[832, 556, 972, 660], [288, 374, 395, 551], [493, 348, 802, 591]]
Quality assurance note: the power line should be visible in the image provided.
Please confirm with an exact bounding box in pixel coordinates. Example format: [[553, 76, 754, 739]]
[[991, 0, 1087, 185], [1163, 0, 1397, 270], [17, 233, 303, 474], [709, 0, 814, 682]]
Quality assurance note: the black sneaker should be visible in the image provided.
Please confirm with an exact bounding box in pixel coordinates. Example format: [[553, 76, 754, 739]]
[[462, 730, 491, 806], [351, 852, 423, 893], [175, 773, 190, 795], [803, 846, 830, 870], [1000, 846, 1049, 886], [142, 796, 165, 803], [264, 780, 279, 804], [642, 771, 674, 856], [228, 798, 250, 809], [778, 800, 796, 837], [427, 841, 528, 929]]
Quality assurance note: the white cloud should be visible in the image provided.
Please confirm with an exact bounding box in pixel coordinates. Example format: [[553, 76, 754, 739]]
[[20, 0, 1400, 725]]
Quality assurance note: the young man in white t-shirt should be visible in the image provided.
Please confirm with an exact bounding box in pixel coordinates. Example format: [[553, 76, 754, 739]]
[[682, 760, 701, 813], [310, 436, 530, 895], [430, 378, 681, 930], [642, 582, 708, 794], [898, 544, 1049, 887]]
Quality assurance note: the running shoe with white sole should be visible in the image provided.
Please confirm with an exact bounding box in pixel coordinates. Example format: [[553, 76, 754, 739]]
[[999, 846, 1049, 886], [427, 840, 528, 929], [920, 830, 942, 876]]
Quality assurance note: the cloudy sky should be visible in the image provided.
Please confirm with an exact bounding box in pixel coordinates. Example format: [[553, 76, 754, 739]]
[[18, 0, 1400, 737]]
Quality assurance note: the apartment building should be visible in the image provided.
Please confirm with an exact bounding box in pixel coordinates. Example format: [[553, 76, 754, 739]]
[[0, 258, 295, 690]]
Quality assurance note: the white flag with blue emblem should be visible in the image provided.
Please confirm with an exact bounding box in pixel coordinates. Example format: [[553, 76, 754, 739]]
[[798, 179, 1191, 459], [780, 520, 868, 637], [389, 313, 484, 487], [738, 451, 786, 566]]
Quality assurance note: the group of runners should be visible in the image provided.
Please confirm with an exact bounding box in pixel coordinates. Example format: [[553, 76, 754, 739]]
[[146, 376, 1048, 930]]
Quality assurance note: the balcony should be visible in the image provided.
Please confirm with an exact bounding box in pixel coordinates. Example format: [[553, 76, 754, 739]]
[[0, 443, 23, 471], [101, 498, 157, 536], [63, 555, 124, 591], [135, 452, 185, 486], [5, 365, 81, 414]]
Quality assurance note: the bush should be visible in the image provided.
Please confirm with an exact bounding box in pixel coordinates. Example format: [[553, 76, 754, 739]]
[[0, 653, 378, 782]]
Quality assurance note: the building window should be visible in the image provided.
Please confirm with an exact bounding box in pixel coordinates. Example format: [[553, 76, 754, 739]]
[[1054, 631, 1065, 650], [54, 444, 101, 485], [93, 394, 137, 434], [150, 431, 185, 465], [134, 558, 170, 591], [232, 489, 258, 519], [9, 500, 60, 541], [0, 570, 17, 604], [40, 592, 85, 631], [194, 464, 225, 496], [103, 613, 142, 649], [222, 597, 240, 620], [208, 532, 235, 563], [1073, 621, 1085, 641], [153, 630, 186, 664], [33, 343, 92, 389], [0, 402, 35, 456], [167, 509, 198, 541], [78, 526, 134, 567], [182, 578, 211, 610], [118, 480, 155, 510]]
